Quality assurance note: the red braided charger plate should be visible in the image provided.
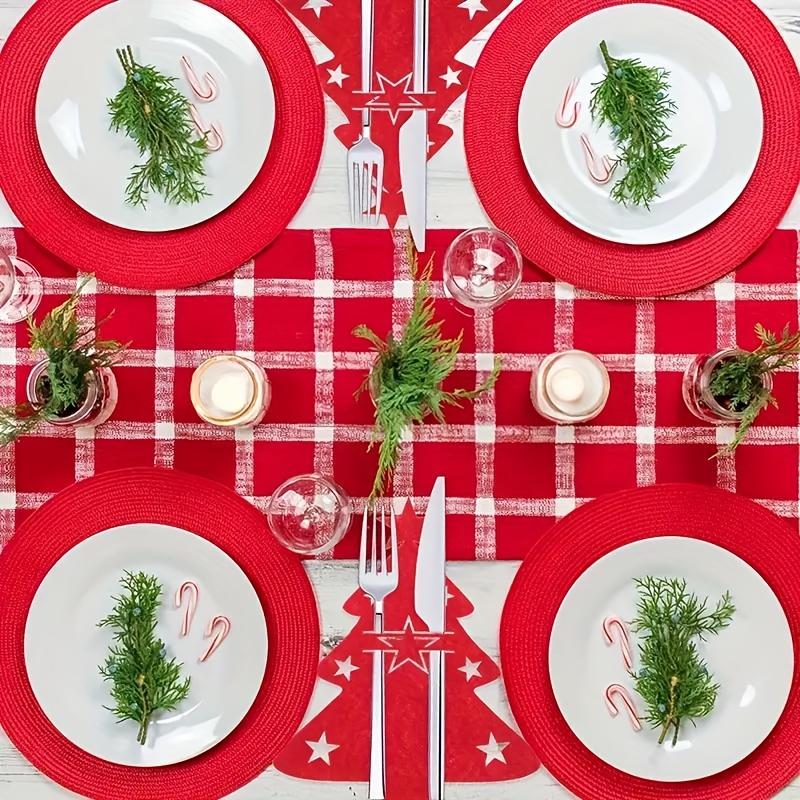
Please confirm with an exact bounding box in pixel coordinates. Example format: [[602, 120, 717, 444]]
[[0, 0, 324, 290], [464, 0, 800, 297], [0, 468, 319, 800], [500, 484, 800, 799]]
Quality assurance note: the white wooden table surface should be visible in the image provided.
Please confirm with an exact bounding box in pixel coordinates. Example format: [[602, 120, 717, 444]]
[[2, 1, 800, 798]]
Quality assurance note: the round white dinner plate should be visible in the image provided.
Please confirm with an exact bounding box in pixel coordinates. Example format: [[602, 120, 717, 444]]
[[518, 4, 763, 245], [25, 523, 268, 767], [35, 0, 275, 232], [549, 536, 793, 781]]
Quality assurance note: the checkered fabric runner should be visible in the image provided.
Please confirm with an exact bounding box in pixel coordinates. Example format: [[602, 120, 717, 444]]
[[2, 226, 800, 560]]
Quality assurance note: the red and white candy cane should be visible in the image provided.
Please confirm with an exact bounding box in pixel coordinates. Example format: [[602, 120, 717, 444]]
[[605, 684, 642, 731], [180, 56, 218, 101], [188, 105, 224, 152], [175, 581, 199, 638], [602, 615, 633, 670], [555, 76, 581, 128], [199, 615, 231, 663], [580, 134, 614, 184]]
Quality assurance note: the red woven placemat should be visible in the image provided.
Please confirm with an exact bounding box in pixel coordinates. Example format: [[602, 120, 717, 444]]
[[0, 0, 324, 290], [500, 483, 800, 799], [0, 468, 319, 800], [464, 0, 800, 297]]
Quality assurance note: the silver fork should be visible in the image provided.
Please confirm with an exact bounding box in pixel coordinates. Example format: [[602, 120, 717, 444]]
[[358, 504, 398, 800], [347, 0, 384, 225]]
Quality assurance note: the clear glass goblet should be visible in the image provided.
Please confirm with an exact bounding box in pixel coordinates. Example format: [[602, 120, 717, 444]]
[[266, 474, 353, 555], [0, 248, 43, 324], [442, 227, 523, 314]]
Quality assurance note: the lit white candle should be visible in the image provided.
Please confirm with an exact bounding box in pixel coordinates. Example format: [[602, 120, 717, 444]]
[[209, 370, 252, 416], [533, 350, 610, 423], [549, 367, 584, 403]]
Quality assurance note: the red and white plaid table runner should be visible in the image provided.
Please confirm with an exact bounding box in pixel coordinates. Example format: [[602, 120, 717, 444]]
[[2, 226, 799, 560]]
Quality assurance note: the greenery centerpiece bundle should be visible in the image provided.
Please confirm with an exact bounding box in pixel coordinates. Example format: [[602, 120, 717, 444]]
[[708, 324, 800, 454], [631, 576, 735, 746], [0, 277, 126, 445], [99, 572, 191, 745], [590, 41, 684, 207], [108, 46, 209, 208], [354, 241, 501, 500]]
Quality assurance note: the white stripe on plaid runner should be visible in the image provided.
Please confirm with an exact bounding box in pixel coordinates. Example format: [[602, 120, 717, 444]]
[[313, 230, 335, 560], [0, 347, 744, 373], [474, 310, 497, 559], [0, 229, 17, 545], [553, 281, 576, 519], [75, 275, 97, 482], [154, 288, 176, 468], [714, 273, 737, 492], [635, 299, 656, 487], [391, 230, 414, 500], [234, 257, 256, 501]]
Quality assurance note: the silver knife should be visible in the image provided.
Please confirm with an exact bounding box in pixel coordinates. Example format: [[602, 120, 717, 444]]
[[399, 0, 428, 252], [415, 477, 445, 799]]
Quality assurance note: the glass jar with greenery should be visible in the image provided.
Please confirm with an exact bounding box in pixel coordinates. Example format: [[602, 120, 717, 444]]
[[682, 324, 800, 455], [0, 277, 127, 445]]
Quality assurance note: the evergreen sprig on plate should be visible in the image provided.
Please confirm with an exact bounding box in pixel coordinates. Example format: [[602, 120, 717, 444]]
[[98, 571, 191, 745], [354, 239, 501, 500], [590, 41, 684, 207], [108, 46, 209, 208], [630, 576, 735, 746]]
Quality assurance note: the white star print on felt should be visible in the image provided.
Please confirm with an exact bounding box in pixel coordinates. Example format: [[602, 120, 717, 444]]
[[301, 0, 332, 17], [439, 66, 462, 88], [458, 0, 487, 19], [326, 65, 349, 87], [477, 733, 510, 766], [458, 658, 482, 681], [333, 655, 359, 680], [306, 732, 340, 765]]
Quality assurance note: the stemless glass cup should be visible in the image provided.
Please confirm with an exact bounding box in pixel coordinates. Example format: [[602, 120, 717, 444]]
[[442, 227, 523, 314], [0, 248, 43, 324], [266, 474, 352, 555]]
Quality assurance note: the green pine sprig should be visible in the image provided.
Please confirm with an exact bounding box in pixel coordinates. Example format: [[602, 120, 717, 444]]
[[589, 41, 685, 207], [354, 239, 501, 500], [98, 572, 191, 745], [108, 46, 209, 208], [630, 576, 735, 746], [709, 323, 800, 455], [0, 276, 127, 446]]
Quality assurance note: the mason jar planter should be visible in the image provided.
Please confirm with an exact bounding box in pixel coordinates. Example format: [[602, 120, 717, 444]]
[[26, 360, 119, 429], [682, 348, 772, 425]]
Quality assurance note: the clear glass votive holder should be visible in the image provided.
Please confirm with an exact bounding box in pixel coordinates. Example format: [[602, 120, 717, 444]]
[[443, 227, 523, 314], [0, 249, 43, 324], [266, 474, 353, 555]]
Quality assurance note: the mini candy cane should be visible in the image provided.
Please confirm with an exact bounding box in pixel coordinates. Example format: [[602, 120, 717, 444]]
[[580, 134, 614, 184], [188, 105, 224, 152], [175, 581, 199, 638], [199, 615, 231, 663], [605, 684, 642, 731], [180, 56, 218, 101], [555, 76, 581, 128], [602, 615, 633, 670]]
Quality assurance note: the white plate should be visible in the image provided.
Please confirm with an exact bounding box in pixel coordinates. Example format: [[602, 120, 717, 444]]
[[549, 537, 792, 781], [518, 4, 763, 245], [35, 0, 274, 232], [25, 523, 268, 767]]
